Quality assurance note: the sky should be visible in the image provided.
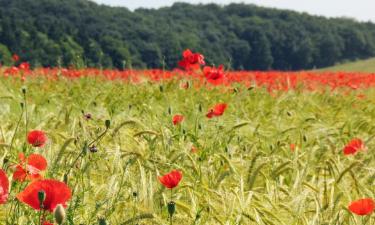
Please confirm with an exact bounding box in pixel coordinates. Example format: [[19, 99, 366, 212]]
[[93, 0, 375, 22]]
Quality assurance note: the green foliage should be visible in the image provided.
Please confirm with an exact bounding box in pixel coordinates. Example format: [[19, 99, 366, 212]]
[[0, 43, 11, 65], [317, 57, 375, 72], [0, 0, 375, 70]]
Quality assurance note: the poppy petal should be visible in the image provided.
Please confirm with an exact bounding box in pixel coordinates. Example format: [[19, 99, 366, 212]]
[[0, 169, 9, 204], [27, 154, 47, 172], [348, 198, 374, 216], [17, 179, 71, 212]]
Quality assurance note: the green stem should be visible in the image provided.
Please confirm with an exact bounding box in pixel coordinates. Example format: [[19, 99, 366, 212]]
[[88, 127, 109, 146], [23, 90, 28, 140], [170, 189, 173, 225], [9, 106, 24, 153]]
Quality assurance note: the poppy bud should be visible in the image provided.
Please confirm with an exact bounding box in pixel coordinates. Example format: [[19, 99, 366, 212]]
[[63, 173, 68, 184], [98, 218, 107, 225], [303, 135, 307, 142], [198, 104, 202, 112], [287, 111, 292, 117], [132, 192, 138, 198], [128, 104, 132, 110], [105, 120, 111, 129], [198, 123, 202, 130], [22, 87, 26, 94], [159, 85, 164, 92], [20, 102, 24, 108], [168, 201, 176, 217], [38, 190, 46, 208], [168, 107, 172, 115], [54, 204, 66, 224]]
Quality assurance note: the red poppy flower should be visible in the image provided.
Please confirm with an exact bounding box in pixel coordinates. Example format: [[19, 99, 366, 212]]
[[343, 138, 365, 155], [172, 114, 184, 126], [158, 170, 182, 189], [0, 169, 9, 204], [348, 198, 374, 216], [42, 221, 54, 225], [19, 62, 30, 71], [191, 146, 198, 153], [206, 103, 228, 118], [12, 54, 20, 62], [13, 153, 47, 182], [203, 65, 225, 85], [27, 130, 47, 147], [290, 144, 296, 152], [178, 49, 205, 70], [17, 179, 72, 212]]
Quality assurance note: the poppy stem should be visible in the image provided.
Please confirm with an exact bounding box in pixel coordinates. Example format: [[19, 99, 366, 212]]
[[88, 125, 109, 146], [39, 211, 42, 225], [6, 104, 24, 167], [170, 189, 173, 225], [22, 88, 28, 142]]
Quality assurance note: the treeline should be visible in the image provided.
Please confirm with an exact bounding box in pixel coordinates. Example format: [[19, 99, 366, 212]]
[[1, 0, 375, 70]]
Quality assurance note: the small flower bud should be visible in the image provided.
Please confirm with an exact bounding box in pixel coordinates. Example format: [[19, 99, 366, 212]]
[[63, 173, 68, 184], [168, 201, 176, 217], [22, 87, 26, 94], [98, 218, 107, 225], [38, 190, 46, 208], [303, 135, 307, 142], [105, 120, 111, 129], [168, 106, 172, 115], [159, 85, 164, 92], [54, 204, 66, 224]]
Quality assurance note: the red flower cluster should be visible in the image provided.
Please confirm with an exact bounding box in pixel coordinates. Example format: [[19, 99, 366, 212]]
[[13, 153, 47, 182], [3, 66, 375, 91], [343, 138, 365, 155], [172, 114, 184, 126], [17, 179, 71, 212], [0, 128, 73, 220], [206, 103, 228, 119], [178, 49, 205, 70], [158, 170, 182, 189], [348, 198, 374, 216], [27, 130, 47, 147]]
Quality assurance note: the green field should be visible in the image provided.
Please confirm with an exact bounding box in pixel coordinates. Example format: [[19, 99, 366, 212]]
[[0, 76, 374, 225], [318, 58, 375, 73]]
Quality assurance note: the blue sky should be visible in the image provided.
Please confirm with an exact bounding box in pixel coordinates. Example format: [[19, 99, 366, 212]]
[[93, 0, 374, 22]]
